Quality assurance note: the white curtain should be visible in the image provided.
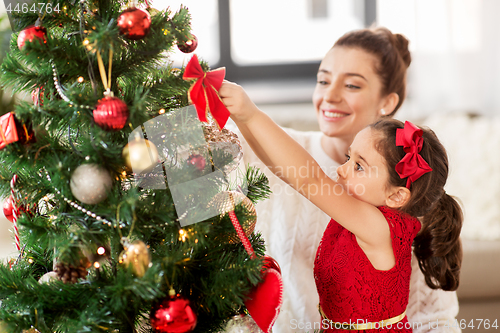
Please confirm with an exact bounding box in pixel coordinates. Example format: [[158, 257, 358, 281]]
[[379, 0, 500, 118]]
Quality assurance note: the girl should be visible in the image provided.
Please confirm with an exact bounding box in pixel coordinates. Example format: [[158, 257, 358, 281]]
[[219, 81, 463, 332], [230, 27, 460, 333]]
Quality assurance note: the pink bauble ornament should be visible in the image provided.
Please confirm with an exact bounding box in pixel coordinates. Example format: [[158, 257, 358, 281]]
[[117, 7, 151, 40], [17, 25, 47, 50], [93, 96, 129, 131], [177, 35, 198, 53], [151, 295, 197, 332]]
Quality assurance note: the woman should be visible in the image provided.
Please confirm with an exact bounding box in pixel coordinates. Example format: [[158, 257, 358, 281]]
[[232, 27, 460, 333]]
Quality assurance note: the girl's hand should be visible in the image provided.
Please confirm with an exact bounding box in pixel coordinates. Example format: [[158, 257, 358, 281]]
[[219, 81, 259, 124]]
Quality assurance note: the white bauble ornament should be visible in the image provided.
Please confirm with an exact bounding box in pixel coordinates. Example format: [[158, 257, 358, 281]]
[[38, 271, 59, 284], [70, 164, 113, 205]]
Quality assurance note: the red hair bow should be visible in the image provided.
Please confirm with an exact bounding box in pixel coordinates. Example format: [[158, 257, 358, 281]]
[[183, 54, 230, 129], [395, 121, 432, 188]]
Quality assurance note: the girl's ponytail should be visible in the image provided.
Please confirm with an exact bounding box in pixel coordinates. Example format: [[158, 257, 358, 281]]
[[371, 119, 463, 292], [414, 193, 463, 291]]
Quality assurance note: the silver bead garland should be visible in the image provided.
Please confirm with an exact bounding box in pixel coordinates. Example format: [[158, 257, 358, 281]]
[[50, 59, 93, 110], [42, 169, 124, 228]]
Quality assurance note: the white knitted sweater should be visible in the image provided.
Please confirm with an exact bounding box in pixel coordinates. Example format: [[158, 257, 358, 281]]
[[233, 126, 460, 333]]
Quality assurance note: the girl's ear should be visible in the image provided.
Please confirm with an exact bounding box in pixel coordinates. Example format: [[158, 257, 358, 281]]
[[382, 92, 399, 115], [386, 187, 411, 209]]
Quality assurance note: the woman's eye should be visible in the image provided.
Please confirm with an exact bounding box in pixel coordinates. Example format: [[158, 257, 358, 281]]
[[317, 80, 328, 85], [355, 163, 363, 171], [344, 154, 350, 162], [346, 84, 360, 89]]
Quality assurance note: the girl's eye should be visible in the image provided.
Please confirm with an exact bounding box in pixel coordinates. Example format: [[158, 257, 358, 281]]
[[344, 154, 350, 162], [346, 84, 360, 89], [355, 163, 363, 172], [318, 80, 329, 85]]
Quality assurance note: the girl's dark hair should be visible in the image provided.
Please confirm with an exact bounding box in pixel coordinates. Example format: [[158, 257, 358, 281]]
[[334, 27, 411, 115], [371, 119, 463, 291]]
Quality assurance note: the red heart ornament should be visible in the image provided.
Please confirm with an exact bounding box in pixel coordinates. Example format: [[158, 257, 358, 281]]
[[244, 268, 283, 333]]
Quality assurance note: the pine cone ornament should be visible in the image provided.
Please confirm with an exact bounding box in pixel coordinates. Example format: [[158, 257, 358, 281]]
[[54, 259, 90, 283]]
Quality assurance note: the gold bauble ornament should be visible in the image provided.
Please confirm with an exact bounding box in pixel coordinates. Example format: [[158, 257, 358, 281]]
[[22, 328, 40, 333], [119, 239, 151, 277], [122, 138, 159, 174], [209, 191, 257, 244]]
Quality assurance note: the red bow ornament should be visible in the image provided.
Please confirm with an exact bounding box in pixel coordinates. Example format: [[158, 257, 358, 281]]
[[183, 54, 230, 129], [395, 121, 432, 188]]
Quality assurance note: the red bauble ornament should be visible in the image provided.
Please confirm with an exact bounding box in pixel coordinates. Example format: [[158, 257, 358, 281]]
[[263, 255, 281, 275], [17, 25, 47, 50], [187, 153, 206, 171], [177, 35, 198, 53], [93, 96, 129, 131], [151, 295, 197, 333], [2, 196, 15, 223], [2, 195, 35, 223], [117, 7, 152, 40]]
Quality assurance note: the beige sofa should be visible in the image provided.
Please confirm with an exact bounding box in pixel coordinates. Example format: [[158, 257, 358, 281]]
[[420, 114, 500, 330]]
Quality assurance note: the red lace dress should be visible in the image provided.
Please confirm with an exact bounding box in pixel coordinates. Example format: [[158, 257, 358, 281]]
[[314, 206, 421, 332]]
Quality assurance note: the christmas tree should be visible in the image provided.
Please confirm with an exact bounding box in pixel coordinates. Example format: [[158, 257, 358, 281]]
[[0, 1, 281, 332]]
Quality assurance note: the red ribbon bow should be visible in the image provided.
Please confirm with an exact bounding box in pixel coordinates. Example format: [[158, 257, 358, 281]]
[[395, 121, 433, 188], [183, 54, 230, 129]]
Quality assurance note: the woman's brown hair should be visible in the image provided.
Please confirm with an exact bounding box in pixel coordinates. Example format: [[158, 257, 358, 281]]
[[371, 119, 463, 291], [334, 27, 411, 115]]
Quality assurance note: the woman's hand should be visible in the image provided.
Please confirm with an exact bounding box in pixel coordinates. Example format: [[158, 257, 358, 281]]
[[219, 81, 259, 124]]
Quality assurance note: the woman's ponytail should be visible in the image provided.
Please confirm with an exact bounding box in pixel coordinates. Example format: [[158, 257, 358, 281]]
[[414, 193, 463, 291], [393, 33, 412, 68]]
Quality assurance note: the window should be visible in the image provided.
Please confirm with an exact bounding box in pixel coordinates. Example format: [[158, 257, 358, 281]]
[[230, 0, 364, 65], [156, 0, 376, 82]]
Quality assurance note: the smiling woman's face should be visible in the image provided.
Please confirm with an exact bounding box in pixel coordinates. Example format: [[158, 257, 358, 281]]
[[313, 46, 387, 141]]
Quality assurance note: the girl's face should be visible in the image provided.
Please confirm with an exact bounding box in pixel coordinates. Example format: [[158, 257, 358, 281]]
[[313, 47, 388, 141], [336, 127, 395, 206]]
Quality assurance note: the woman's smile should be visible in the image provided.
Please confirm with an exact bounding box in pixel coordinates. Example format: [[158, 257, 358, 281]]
[[322, 109, 350, 121]]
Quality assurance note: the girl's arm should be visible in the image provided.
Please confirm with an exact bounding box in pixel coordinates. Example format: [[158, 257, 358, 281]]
[[219, 81, 391, 253]]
